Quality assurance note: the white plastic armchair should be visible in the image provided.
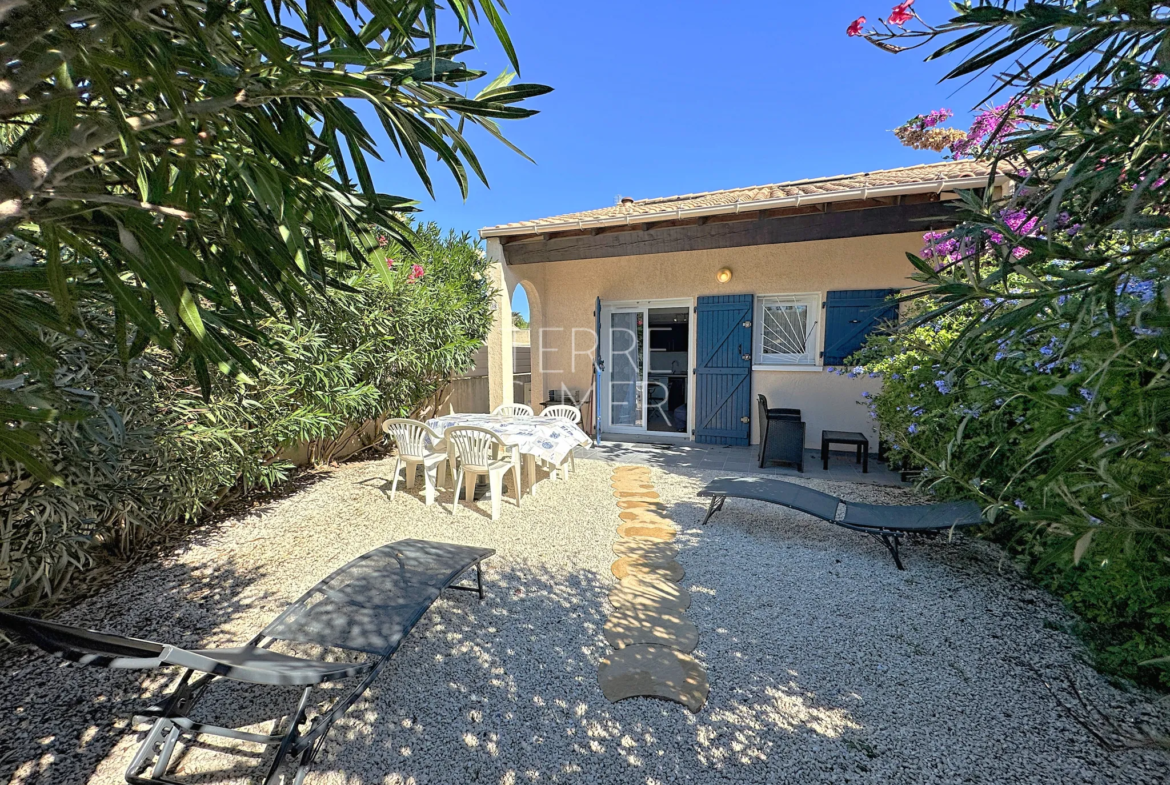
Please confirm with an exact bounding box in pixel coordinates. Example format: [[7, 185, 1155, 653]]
[[445, 426, 522, 521], [539, 405, 581, 478], [492, 403, 534, 417], [382, 419, 448, 506], [540, 404, 581, 424]]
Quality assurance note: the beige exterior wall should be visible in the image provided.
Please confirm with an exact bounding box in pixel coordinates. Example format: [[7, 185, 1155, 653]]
[[490, 231, 923, 450]]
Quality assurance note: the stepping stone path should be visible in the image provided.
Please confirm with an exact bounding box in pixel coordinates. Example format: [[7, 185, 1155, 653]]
[[597, 465, 709, 713]]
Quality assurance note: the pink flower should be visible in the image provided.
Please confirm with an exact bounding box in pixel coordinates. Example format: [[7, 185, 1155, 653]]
[[847, 16, 866, 36], [888, 0, 914, 26], [386, 257, 395, 268], [408, 263, 425, 281]]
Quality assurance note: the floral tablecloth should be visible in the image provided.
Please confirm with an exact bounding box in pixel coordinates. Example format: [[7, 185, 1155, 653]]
[[425, 414, 590, 466]]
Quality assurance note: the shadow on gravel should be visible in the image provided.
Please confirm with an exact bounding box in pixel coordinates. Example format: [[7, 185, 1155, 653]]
[[0, 559, 868, 785], [3, 456, 1166, 785], [0, 554, 281, 785]]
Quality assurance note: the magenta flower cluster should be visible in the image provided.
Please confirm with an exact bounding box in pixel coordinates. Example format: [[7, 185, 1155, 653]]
[[921, 208, 1053, 267], [917, 108, 953, 129], [951, 103, 1021, 158]]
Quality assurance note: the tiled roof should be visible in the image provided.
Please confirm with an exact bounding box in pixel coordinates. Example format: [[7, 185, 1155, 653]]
[[480, 160, 1000, 236]]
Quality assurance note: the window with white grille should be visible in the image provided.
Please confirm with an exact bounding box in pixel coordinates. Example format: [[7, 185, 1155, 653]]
[[755, 293, 820, 365]]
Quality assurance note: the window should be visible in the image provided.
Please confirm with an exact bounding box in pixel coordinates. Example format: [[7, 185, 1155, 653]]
[[755, 293, 820, 366]]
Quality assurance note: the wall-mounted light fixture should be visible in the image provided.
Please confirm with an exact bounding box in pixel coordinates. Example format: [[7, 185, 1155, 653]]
[[716, 267, 733, 284]]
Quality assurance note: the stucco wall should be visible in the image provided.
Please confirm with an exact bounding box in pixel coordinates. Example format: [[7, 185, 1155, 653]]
[[493, 231, 922, 449]]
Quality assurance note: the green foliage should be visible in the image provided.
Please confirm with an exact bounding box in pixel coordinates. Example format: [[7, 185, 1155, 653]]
[[850, 274, 1170, 687], [0, 0, 549, 479], [0, 223, 492, 607], [847, 0, 1170, 690]]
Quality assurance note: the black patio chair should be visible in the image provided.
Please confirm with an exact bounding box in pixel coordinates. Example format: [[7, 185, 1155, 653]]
[[757, 394, 805, 472], [697, 476, 982, 569], [0, 538, 494, 785]]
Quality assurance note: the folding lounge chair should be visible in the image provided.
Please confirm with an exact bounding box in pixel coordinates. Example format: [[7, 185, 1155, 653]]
[[0, 538, 494, 785], [698, 477, 981, 570]]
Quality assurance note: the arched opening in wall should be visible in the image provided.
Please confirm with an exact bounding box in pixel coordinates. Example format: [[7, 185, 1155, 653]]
[[509, 280, 540, 408]]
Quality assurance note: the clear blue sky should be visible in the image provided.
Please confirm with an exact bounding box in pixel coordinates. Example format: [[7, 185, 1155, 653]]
[[367, 1, 999, 318]]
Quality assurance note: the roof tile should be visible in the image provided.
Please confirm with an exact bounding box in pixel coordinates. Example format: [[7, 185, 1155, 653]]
[[482, 160, 998, 233]]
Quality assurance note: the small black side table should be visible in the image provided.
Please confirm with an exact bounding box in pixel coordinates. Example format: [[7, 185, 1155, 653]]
[[821, 430, 869, 473]]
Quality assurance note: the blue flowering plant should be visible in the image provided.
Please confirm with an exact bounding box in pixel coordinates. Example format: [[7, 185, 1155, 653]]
[[849, 271, 1169, 686]]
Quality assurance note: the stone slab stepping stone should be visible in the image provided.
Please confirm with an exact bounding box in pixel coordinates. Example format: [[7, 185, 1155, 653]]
[[609, 575, 691, 612], [611, 557, 685, 582], [612, 539, 679, 561], [611, 475, 651, 484], [612, 484, 656, 493], [603, 606, 699, 653], [617, 500, 665, 511], [616, 522, 675, 541], [618, 510, 672, 523], [613, 490, 661, 500], [597, 645, 708, 713]]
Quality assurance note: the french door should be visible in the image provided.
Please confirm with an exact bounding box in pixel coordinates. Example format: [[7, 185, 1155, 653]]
[[600, 299, 691, 436], [603, 305, 647, 433]]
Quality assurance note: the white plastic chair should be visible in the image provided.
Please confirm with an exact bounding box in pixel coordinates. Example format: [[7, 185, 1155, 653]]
[[492, 403, 534, 417], [540, 404, 581, 424], [382, 419, 448, 506], [446, 425, 522, 520], [539, 405, 581, 478]]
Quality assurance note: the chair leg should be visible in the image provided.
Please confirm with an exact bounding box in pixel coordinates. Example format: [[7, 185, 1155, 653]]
[[524, 453, 538, 496], [511, 463, 522, 508], [488, 470, 503, 521], [423, 462, 439, 506], [126, 718, 171, 780], [436, 459, 447, 489], [700, 495, 725, 525], [465, 471, 477, 504], [451, 467, 463, 515], [152, 724, 183, 779], [389, 456, 402, 501], [405, 461, 419, 490]]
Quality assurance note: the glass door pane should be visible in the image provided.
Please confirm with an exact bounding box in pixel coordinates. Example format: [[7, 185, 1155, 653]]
[[609, 310, 644, 428]]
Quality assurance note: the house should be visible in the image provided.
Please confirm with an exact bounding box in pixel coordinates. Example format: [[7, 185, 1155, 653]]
[[478, 161, 1005, 452]]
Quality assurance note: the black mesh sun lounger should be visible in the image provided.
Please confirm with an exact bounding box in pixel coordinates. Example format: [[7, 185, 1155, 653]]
[[698, 477, 982, 570], [0, 538, 494, 785]]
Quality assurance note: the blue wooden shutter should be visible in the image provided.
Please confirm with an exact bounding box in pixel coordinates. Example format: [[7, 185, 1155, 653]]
[[592, 296, 602, 442], [694, 294, 753, 445], [822, 289, 898, 366]]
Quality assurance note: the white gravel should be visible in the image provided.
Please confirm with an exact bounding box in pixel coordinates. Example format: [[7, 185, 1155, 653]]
[[1, 454, 1167, 785]]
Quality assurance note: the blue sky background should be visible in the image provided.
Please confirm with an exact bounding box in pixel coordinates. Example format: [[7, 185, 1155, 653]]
[[366, 1, 1000, 317]]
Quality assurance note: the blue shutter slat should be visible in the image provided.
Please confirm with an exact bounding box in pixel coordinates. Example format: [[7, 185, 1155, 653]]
[[694, 294, 753, 445], [823, 289, 898, 366]]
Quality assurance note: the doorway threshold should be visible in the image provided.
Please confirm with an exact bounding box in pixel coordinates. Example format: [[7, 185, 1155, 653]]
[[599, 432, 690, 446]]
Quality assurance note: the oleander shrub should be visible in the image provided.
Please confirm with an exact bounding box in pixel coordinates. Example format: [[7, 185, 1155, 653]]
[[0, 224, 492, 607], [848, 271, 1170, 687]]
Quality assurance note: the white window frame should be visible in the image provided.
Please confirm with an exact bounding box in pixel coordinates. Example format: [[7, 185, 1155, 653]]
[[754, 293, 821, 369]]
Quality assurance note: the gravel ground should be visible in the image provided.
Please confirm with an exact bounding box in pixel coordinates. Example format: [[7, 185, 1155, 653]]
[[1, 454, 1168, 785]]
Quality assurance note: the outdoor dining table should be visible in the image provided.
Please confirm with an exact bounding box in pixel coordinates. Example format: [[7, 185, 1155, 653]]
[[425, 413, 591, 498]]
